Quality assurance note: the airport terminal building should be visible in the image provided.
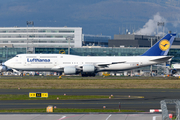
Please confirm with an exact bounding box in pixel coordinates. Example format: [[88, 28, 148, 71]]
[[108, 34, 180, 48], [83, 34, 111, 47], [0, 27, 82, 53]]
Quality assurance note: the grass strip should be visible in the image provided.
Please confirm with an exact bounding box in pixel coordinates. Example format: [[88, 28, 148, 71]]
[[0, 76, 180, 89], [0, 108, 144, 113], [0, 76, 179, 80], [0, 94, 111, 100]]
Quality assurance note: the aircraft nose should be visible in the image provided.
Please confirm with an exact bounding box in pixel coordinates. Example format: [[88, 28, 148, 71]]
[[4, 61, 7, 66], [4, 60, 10, 67]]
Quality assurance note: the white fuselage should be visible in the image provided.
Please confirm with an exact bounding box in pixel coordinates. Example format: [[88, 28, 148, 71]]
[[4, 54, 171, 72]]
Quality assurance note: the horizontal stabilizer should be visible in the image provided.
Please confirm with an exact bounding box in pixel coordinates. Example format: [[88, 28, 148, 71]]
[[150, 56, 173, 62]]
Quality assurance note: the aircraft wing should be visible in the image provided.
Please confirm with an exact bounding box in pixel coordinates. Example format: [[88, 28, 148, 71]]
[[51, 66, 64, 71], [51, 61, 126, 70]]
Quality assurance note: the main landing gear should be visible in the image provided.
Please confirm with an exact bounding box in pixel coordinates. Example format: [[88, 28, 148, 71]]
[[81, 72, 96, 77], [19, 72, 23, 77]]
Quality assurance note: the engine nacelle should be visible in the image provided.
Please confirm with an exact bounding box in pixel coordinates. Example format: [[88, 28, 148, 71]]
[[64, 67, 77, 75], [83, 65, 95, 73], [0, 66, 7, 72], [171, 69, 177, 74]]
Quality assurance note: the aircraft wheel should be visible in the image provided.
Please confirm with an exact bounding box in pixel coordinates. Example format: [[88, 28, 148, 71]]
[[81, 73, 87, 77], [20, 73, 23, 77]]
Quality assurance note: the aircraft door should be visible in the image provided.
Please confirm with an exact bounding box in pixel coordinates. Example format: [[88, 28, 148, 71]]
[[58, 56, 63, 66], [54, 57, 58, 66], [23, 56, 27, 66]]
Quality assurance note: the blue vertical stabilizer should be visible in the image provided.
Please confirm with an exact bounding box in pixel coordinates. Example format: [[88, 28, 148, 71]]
[[141, 33, 176, 56]]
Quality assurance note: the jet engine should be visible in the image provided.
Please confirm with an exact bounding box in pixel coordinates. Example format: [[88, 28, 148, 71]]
[[83, 65, 95, 72], [64, 67, 77, 75], [171, 69, 177, 74]]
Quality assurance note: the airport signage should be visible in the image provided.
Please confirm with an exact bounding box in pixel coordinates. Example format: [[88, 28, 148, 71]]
[[29, 92, 48, 98]]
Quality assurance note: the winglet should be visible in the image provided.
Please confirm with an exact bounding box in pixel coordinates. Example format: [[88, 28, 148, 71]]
[[141, 33, 176, 56]]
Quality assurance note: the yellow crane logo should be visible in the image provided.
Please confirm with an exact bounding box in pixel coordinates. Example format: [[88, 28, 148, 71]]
[[159, 39, 170, 51], [59, 49, 65, 54]]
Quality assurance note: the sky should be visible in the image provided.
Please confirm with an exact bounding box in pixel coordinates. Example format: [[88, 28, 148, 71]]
[[1, 0, 180, 37]]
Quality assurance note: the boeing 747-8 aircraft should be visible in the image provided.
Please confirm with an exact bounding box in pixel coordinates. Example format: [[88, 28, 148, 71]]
[[4, 33, 176, 76]]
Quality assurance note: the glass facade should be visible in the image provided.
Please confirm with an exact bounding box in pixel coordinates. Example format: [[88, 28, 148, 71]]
[[168, 48, 180, 63], [35, 48, 68, 54], [35, 47, 148, 56], [70, 48, 148, 56], [0, 48, 26, 62], [35, 47, 180, 64]]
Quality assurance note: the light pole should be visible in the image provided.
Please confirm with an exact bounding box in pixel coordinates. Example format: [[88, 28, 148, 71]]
[[157, 22, 165, 76], [26, 21, 34, 53], [150, 37, 155, 76], [157, 22, 164, 36], [3, 46, 7, 61], [66, 36, 73, 55]]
